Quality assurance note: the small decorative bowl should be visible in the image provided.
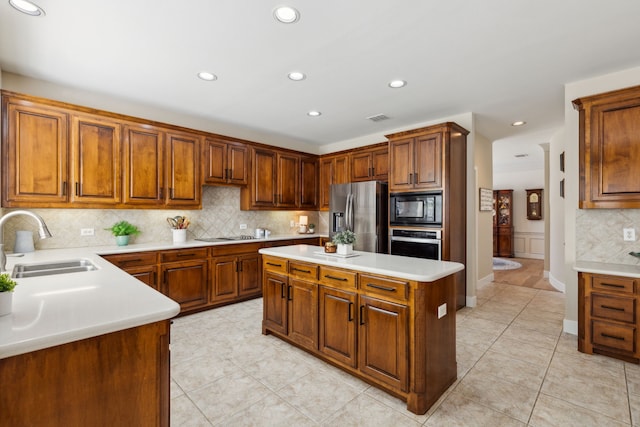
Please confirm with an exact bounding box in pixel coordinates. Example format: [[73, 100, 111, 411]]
[[324, 242, 337, 253]]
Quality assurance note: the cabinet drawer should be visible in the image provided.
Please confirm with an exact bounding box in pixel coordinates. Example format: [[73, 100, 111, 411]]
[[102, 251, 157, 268], [360, 273, 408, 301], [263, 256, 288, 274], [592, 293, 635, 323], [210, 242, 262, 256], [592, 320, 635, 353], [319, 266, 357, 289], [289, 261, 318, 280], [592, 275, 636, 294], [159, 248, 208, 263]]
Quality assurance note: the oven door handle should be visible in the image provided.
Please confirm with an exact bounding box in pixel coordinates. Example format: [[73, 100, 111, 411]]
[[390, 236, 441, 244]]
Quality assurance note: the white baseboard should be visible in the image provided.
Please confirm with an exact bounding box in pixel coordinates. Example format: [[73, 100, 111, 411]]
[[477, 273, 494, 288], [563, 319, 578, 336], [548, 272, 565, 293], [466, 295, 477, 308]]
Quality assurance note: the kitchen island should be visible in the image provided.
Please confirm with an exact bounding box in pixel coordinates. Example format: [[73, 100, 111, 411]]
[[258, 244, 464, 415]]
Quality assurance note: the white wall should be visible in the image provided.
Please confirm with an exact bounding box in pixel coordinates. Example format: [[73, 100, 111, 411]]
[[475, 133, 494, 286], [563, 65, 640, 333]]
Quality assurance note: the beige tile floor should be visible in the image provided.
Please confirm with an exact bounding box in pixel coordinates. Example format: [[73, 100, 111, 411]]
[[170, 281, 640, 426]]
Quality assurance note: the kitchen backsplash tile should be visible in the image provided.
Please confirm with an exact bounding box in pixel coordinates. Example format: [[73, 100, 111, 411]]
[[0, 187, 325, 251], [576, 208, 640, 265]]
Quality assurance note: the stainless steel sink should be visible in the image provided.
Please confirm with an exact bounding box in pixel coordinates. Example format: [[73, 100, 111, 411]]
[[12, 258, 98, 278]]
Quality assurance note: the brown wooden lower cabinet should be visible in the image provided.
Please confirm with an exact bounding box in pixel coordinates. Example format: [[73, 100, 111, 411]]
[[0, 320, 170, 426], [261, 254, 456, 415], [579, 271, 639, 363]]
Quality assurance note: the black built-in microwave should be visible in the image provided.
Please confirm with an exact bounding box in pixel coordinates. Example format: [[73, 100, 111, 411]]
[[390, 192, 443, 226]]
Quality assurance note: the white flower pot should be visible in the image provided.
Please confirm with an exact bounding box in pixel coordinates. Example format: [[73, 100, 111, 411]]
[[0, 292, 13, 316], [337, 243, 353, 255]]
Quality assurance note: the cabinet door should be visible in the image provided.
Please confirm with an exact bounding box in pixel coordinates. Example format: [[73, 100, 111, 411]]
[[70, 114, 121, 204], [287, 278, 318, 351], [358, 295, 408, 391], [263, 270, 288, 335], [123, 124, 164, 206], [277, 153, 299, 208], [334, 155, 350, 184], [210, 255, 239, 303], [299, 156, 318, 209], [203, 138, 227, 184], [251, 148, 277, 208], [319, 286, 357, 367], [166, 131, 200, 207], [389, 138, 414, 191], [238, 253, 261, 297], [161, 260, 208, 311], [319, 157, 334, 211], [414, 132, 442, 189], [351, 152, 373, 182], [227, 143, 249, 185], [124, 265, 158, 290], [371, 148, 389, 181], [4, 102, 69, 204]]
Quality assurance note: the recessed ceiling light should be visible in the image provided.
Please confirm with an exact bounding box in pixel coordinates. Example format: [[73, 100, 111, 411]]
[[288, 71, 306, 81], [197, 71, 217, 81], [273, 6, 300, 23], [388, 80, 407, 89], [511, 121, 526, 126], [307, 110, 321, 117], [9, 0, 45, 16]]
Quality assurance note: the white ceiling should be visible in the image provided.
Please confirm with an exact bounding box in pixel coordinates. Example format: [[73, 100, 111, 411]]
[[2, 1, 640, 169]]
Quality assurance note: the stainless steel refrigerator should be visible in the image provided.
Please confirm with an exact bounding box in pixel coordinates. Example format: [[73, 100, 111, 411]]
[[329, 181, 388, 253]]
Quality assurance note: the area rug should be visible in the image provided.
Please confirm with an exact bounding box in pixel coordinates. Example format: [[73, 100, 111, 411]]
[[492, 257, 522, 270]]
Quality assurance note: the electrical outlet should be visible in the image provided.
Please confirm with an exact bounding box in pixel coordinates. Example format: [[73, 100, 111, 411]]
[[437, 303, 447, 319], [624, 228, 636, 241], [80, 228, 95, 236], [290, 220, 296, 227], [239, 224, 247, 230]]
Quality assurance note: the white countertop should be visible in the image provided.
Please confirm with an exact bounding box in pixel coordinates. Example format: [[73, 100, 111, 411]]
[[0, 233, 321, 359], [259, 244, 465, 282], [574, 260, 640, 278]]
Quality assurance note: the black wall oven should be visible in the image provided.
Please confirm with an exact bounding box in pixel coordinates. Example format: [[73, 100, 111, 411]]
[[389, 228, 441, 260], [390, 192, 442, 227]]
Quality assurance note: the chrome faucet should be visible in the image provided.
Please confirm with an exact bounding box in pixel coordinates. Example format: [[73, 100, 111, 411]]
[[0, 210, 52, 272]]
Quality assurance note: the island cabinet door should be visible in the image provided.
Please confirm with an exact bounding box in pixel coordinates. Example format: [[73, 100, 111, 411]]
[[263, 270, 288, 335], [287, 278, 318, 351], [358, 295, 409, 392], [319, 286, 357, 368]]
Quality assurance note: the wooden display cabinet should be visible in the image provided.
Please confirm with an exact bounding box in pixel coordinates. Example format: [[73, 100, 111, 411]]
[[493, 189, 514, 257]]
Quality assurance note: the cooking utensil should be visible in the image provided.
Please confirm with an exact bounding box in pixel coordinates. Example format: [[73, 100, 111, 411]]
[[167, 217, 179, 228]]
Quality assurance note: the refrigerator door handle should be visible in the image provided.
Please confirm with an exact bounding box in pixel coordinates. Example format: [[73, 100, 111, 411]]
[[346, 193, 354, 231]]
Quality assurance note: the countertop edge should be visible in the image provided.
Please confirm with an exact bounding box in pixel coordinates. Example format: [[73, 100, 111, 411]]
[[574, 260, 640, 278]]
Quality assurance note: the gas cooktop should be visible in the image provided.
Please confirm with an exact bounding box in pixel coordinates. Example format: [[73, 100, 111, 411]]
[[195, 235, 256, 242]]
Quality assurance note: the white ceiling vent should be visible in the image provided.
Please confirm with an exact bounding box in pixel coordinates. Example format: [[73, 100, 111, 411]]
[[514, 154, 529, 158], [367, 113, 390, 122]]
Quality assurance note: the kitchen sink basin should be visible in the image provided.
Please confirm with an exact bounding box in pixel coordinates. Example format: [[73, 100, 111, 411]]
[[12, 258, 98, 278]]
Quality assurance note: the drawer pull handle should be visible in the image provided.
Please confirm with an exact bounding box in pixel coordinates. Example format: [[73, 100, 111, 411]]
[[325, 275, 348, 282], [177, 253, 196, 257], [601, 304, 625, 312], [601, 333, 625, 341], [360, 305, 365, 325], [122, 258, 144, 263], [267, 262, 283, 267], [366, 283, 395, 292], [292, 267, 311, 274], [348, 302, 354, 321], [600, 283, 625, 289]]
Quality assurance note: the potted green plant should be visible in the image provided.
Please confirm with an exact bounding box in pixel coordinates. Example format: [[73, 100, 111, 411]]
[[0, 273, 18, 316], [332, 230, 356, 255], [308, 223, 316, 234], [105, 221, 141, 246]]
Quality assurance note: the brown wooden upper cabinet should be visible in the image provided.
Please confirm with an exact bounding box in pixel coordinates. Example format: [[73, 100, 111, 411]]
[[387, 131, 442, 192], [573, 85, 640, 208], [70, 113, 121, 205], [3, 97, 69, 206], [2, 91, 201, 209], [203, 137, 248, 186], [350, 145, 388, 182], [319, 153, 350, 210], [300, 155, 319, 209], [242, 147, 315, 210]]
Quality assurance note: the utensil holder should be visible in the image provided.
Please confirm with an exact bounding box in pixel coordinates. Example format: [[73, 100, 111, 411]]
[[172, 229, 187, 244], [14, 230, 35, 253]]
